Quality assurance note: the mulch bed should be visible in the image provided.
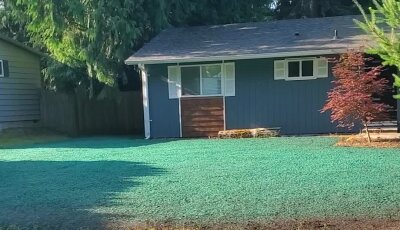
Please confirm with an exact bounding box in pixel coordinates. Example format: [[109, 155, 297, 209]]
[[218, 128, 280, 138], [336, 135, 400, 148]]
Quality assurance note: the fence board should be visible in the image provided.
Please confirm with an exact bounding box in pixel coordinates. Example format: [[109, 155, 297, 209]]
[[41, 90, 144, 136]]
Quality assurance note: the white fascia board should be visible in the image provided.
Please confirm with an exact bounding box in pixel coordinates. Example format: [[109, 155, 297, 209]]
[[125, 49, 346, 65]]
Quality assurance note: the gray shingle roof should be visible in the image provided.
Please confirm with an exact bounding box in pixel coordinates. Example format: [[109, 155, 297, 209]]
[[126, 15, 369, 65]]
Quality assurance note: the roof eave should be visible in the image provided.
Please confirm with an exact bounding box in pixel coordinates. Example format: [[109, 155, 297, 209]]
[[125, 48, 348, 65]]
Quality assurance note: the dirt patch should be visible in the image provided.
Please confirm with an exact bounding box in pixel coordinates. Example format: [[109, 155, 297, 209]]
[[0, 128, 68, 148], [4, 218, 400, 230], [120, 218, 400, 230], [336, 135, 400, 148]]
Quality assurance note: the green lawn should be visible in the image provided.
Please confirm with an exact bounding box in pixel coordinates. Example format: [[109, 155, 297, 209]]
[[0, 137, 399, 228]]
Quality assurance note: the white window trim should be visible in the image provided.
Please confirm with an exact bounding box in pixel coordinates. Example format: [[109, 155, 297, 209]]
[[180, 63, 224, 98], [275, 57, 328, 81], [0, 60, 4, 78]]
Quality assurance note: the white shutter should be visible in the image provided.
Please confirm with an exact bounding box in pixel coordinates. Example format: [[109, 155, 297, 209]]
[[274, 60, 287, 80], [223, 62, 235, 97], [315, 58, 328, 78], [167, 66, 181, 99]]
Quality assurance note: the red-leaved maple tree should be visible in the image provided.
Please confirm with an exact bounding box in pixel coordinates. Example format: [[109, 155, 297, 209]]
[[321, 50, 390, 142]]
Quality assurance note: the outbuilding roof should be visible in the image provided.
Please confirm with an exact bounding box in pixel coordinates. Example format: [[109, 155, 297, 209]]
[[0, 34, 43, 56], [126, 15, 370, 65]]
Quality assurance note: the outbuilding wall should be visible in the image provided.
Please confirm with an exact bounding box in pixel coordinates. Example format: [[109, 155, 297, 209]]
[[147, 64, 181, 138], [0, 39, 41, 130], [146, 57, 344, 138]]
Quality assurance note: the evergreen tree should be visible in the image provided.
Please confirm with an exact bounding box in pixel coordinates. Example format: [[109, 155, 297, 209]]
[[274, 0, 373, 19], [354, 0, 400, 99], [3, 0, 274, 94]]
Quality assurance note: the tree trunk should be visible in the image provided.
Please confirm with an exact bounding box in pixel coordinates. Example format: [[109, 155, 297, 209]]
[[364, 121, 372, 143], [309, 0, 319, 17], [89, 78, 94, 99]]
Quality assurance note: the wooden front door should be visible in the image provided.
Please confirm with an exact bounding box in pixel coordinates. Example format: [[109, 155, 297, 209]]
[[180, 97, 224, 137]]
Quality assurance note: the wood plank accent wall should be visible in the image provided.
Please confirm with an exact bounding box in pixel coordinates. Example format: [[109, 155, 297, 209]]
[[181, 97, 224, 137]]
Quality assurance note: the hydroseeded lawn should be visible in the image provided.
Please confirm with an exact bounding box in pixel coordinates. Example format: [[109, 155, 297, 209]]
[[0, 137, 400, 228]]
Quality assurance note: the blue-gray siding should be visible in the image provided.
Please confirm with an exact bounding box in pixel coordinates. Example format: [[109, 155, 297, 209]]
[[146, 57, 346, 138], [226, 58, 341, 134], [147, 64, 180, 138]]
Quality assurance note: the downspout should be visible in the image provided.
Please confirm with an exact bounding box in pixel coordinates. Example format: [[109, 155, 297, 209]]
[[138, 64, 151, 139], [222, 60, 226, 131], [397, 70, 400, 133], [397, 88, 400, 133]]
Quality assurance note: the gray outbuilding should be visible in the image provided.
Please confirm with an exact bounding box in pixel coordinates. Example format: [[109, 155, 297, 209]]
[[0, 35, 42, 131]]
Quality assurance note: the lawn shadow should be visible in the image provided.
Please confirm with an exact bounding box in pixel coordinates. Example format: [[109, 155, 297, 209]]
[[0, 160, 166, 228], [2, 136, 177, 149]]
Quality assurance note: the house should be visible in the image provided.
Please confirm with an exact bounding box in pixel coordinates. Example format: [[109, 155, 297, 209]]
[[0, 35, 42, 131], [125, 15, 398, 138]]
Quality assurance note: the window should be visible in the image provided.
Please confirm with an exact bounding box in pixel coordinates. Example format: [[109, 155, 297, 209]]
[[168, 63, 235, 99], [181, 66, 201, 95], [288, 61, 300, 78], [201, 65, 222, 95], [0, 60, 4, 77], [301, 60, 314, 77], [274, 57, 328, 81], [287, 59, 314, 79], [181, 64, 222, 96]]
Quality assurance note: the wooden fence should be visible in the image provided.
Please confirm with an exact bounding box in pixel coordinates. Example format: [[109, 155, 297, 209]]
[[41, 90, 144, 136]]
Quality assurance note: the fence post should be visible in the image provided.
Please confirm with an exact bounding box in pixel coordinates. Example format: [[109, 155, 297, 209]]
[[396, 74, 400, 133], [72, 91, 80, 136]]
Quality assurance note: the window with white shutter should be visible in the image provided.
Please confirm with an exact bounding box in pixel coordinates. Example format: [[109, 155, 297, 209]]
[[0, 60, 5, 77], [274, 57, 328, 81], [315, 58, 328, 78], [274, 60, 286, 80]]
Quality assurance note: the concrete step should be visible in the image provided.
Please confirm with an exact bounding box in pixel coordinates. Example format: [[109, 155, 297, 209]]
[[363, 121, 398, 133], [365, 127, 398, 133]]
